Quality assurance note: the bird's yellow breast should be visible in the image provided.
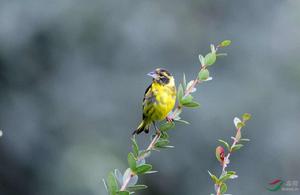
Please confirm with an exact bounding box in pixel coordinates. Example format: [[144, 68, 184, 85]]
[[144, 82, 176, 121]]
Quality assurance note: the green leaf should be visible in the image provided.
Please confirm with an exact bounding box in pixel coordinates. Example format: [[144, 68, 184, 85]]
[[219, 175, 230, 183], [128, 153, 136, 171], [154, 139, 170, 148], [231, 144, 243, 152], [210, 44, 216, 53], [161, 145, 175, 148], [219, 40, 231, 47], [218, 139, 230, 151], [159, 122, 175, 131], [127, 184, 148, 191], [240, 138, 250, 142], [237, 122, 245, 128], [131, 138, 139, 158], [177, 84, 184, 103], [180, 94, 193, 105], [208, 171, 219, 184], [174, 119, 190, 125], [144, 170, 158, 174], [227, 171, 236, 175], [135, 164, 152, 174], [116, 191, 130, 195], [216, 53, 228, 57], [107, 172, 118, 195], [204, 52, 216, 66], [242, 113, 252, 122], [182, 73, 187, 89], [182, 101, 201, 108], [220, 183, 227, 194], [198, 69, 210, 81], [160, 131, 169, 139], [219, 171, 237, 182]]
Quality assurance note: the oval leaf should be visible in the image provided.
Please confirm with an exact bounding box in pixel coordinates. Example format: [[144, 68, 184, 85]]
[[174, 119, 190, 125], [231, 144, 243, 152], [182, 101, 201, 108], [208, 170, 219, 184], [159, 122, 175, 131], [180, 94, 193, 105], [135, 164, 152, 174], [116, 191, 130, 195], [128, 184, 148, 191], [177, 84, 184, 103], [218, 139, 230, 151], [216, 146, 225, 163], [127, 153, 136, 171], [220, 183, 227, 194], [219, 40, 231, 47], [242, 113, 252, 121], [198, 69, 210, 81], [131, 138, 139, 158], [204, 52, 216, 66], [182, 73, 187, 89], [154, 139, 170, 148], [107, 172, 118, 195]]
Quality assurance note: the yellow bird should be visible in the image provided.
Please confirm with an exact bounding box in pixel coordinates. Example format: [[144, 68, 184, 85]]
[[133, 68, 176, 135]]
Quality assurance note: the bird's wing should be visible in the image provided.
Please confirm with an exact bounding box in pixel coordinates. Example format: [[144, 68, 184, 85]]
[[142, 84, 155, 119]]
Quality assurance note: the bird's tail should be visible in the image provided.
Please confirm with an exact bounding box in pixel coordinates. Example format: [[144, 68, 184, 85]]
[[132, 120, 150, 135]]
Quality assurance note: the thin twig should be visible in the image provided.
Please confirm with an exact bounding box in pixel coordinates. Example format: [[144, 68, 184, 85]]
[[216, 127, 241, 195], [121, 132, 161, 191], [169, 67, 204, 120]]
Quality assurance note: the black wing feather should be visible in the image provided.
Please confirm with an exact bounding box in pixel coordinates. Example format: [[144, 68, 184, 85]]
[[142, 84, 153, 119]]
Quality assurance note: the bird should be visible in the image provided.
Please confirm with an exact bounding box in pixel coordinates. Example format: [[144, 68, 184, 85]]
[[132, 68, 176, 135]]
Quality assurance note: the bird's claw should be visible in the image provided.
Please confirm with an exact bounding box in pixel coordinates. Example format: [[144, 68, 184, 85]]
[[166, 116, 173, 123]]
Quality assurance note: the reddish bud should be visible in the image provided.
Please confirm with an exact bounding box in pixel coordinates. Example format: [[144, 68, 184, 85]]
[[216, 146, 225, 164]]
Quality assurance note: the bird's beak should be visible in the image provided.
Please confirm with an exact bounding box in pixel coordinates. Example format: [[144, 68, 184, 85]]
[[147, 71, 158, 79]]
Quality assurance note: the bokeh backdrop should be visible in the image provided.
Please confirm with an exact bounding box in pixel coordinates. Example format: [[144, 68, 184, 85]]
[[0, 0, 299, 195]]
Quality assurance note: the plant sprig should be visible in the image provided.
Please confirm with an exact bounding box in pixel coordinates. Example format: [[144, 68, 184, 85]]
[[208, 113, 252, 195], [103, 40, 231, 195]]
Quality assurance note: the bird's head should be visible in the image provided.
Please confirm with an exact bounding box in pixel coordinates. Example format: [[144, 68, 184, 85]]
[[147, 68, 174, 86]]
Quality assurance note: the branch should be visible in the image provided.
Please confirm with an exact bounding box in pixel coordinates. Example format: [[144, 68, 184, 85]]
[[209, 113, 252, 195], [119, 132, 161, 191]]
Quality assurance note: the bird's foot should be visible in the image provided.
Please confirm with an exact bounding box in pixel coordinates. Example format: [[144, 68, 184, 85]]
[[166, 116, 173, 123]]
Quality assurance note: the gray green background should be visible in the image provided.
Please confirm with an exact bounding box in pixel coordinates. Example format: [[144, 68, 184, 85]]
[[0, 0, 299, 194]]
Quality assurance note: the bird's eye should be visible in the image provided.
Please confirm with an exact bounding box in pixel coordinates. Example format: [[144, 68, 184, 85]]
[[160, 76, 169, 84]]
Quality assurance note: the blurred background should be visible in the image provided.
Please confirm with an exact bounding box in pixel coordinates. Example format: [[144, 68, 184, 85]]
[[0, 0, 299, 194]]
